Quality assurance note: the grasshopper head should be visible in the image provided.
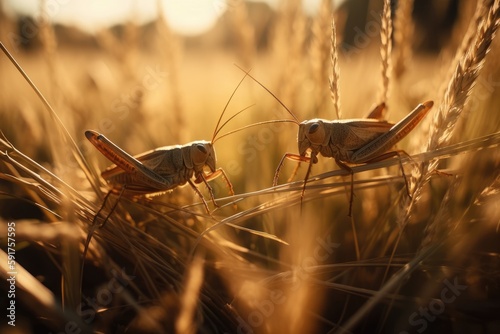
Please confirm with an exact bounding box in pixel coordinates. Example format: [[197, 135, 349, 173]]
[[191, 142, 216, 172], [298, 119, 326, 158]]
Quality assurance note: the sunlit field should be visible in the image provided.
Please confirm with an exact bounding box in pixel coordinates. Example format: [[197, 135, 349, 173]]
[[1, 0, 500, 333]]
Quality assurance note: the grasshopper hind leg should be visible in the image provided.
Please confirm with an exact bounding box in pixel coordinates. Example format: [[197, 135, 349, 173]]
[[193, 168, 236, 213], [396, 151, 414, 199], [273, 153, 312, 186], [335, 159, 355, 217], [91, 187, 127, 228], [81, 187, 126, 286], [363, 150, 415, 200]]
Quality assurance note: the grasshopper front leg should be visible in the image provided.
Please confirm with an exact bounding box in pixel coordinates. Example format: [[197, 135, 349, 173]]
[[273, 153, 312, 186], [273, 152, 318, 207], [204, 168, 235, 198], [188, 178, 212, 213], [194, 168, 235, 210]]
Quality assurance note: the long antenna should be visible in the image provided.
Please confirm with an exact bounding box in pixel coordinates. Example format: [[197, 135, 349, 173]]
[[234, 64, 300, 123], [211, 70, 249, 142], [213, 119, 299, 144], [211, 65, 300, 144], [212, 104, 255, 142]]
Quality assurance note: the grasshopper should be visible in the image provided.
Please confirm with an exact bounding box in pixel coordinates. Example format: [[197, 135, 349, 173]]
[[85, 131, 232, 214], [237, 67, 433, 215], [86, 75, 256, 216], [81, 72, 287, 282]]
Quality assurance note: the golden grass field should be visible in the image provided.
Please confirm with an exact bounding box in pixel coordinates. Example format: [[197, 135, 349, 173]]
[[1, 0, 500, 333]]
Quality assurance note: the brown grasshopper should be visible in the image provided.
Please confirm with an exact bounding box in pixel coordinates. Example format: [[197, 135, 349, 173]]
[[86, 75, 256, 215], [81, 74, 278, 281], [237, 67, 433, 216], [86, 131, 232, 214]]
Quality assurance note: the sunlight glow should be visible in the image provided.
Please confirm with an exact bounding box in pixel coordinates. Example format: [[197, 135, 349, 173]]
[[1, 0, 341, 35], [2, 0, 226, 35], [161, 0, 224, 35]]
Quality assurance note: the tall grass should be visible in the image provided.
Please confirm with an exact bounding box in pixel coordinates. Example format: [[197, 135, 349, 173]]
[[1, 0, 500, 333]]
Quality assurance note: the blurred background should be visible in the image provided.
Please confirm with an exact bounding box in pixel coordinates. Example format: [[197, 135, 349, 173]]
[[0, 0, 469, 194]]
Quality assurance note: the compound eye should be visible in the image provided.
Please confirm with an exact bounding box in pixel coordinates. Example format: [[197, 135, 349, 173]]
[[192, 144, 208, 164], [306, 121, 325, 144], [196, 144, 207, 154], [309, 123, 320, 134]]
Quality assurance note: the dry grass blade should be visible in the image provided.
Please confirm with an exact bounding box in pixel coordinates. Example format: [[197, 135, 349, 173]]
[[175, 255, 204, 334], [421, 145, 500, 247], [475, 172, 500, 206], [475, 173, 500, 232], [0, 134, 95, 218], [0, 42, 101, 195], [308, 130, 500, 185], [194, 130, 500, 255], [336, 244, 440, 334], [0, 244, 91, 333]]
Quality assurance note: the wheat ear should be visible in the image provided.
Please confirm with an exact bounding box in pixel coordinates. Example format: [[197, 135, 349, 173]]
[[427, 0, 500, 151], [420, 1, 500, 247], [379, 0, 393, 106], [329, 14, 342, 120], [405, 0, 500, 230]]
